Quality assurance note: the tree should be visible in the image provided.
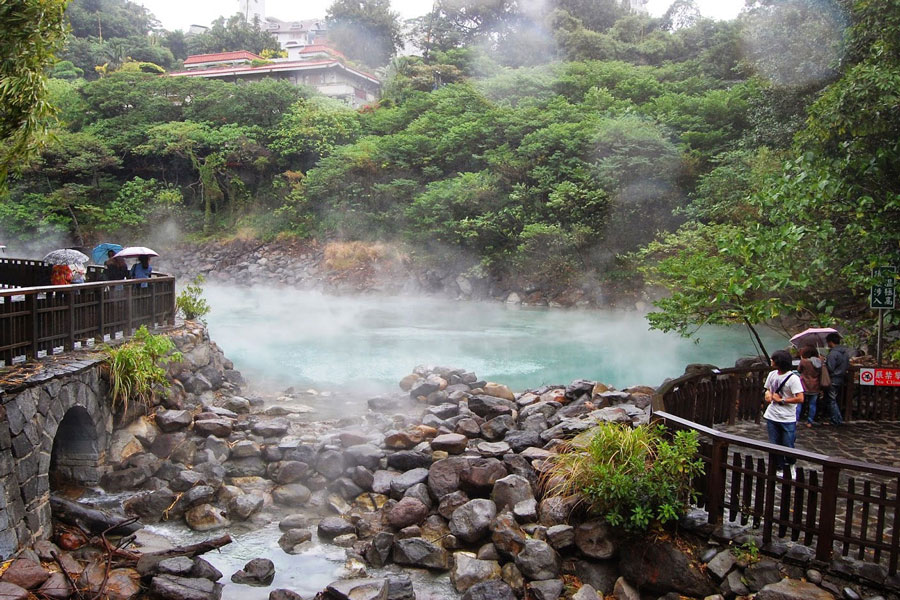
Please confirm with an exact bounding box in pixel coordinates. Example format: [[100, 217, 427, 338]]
[[187, 14, 280, 56], [326, 0, 403, 67], [0, 0, 69, 184]]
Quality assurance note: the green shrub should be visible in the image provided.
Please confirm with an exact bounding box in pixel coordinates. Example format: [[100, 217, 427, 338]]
[[103, 326, 181, 414], [543, 423, 704, 531], [176, 275, 211, 322]]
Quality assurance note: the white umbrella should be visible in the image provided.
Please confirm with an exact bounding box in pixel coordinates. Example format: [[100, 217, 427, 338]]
[[43, 249, 89, 265], [790, 327, 839, 349], [114, 246, 159, 259]]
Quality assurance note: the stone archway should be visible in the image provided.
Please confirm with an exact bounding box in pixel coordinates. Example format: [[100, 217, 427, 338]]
[[49, 406, 101, 489]]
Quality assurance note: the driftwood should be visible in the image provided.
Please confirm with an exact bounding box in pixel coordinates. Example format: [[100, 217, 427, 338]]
[[136, 534, 232, 575], [50, 496, 143, 536]]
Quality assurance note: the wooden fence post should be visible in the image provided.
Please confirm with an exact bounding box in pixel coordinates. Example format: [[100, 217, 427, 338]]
[[28, 293, 38, 359], [707, 438, 728, 524], [97, 286, 105, 342], [729, 374, 739, 425], [67, 291, 75, 350], [816, 464, 841, 564], [125, 284, 133, 336]]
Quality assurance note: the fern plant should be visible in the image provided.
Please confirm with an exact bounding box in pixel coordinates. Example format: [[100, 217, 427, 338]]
[[176, 274, 211, 322], [104, 326, 181, 415], [542, 423, 704, 531]]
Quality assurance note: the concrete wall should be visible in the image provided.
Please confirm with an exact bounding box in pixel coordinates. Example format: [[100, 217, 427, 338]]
[[0, 360, 112, 558]]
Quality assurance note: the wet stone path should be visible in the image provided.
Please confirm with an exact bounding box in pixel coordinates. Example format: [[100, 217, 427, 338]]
[[711, 419, 900, 573], [718, 420, 900, 469]]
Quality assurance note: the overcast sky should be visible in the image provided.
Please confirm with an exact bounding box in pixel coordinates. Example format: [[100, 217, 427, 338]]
[[139, 0, 745, 33]]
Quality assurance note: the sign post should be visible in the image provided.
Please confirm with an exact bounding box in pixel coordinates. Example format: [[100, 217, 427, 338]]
[[870, 266, 896, 366]]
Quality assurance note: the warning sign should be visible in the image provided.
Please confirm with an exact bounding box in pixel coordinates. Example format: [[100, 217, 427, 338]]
[[859, 368, 900, 386]]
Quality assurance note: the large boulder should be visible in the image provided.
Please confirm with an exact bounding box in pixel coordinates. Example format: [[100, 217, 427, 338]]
[[325, 578, 388, 600], [491, 475, 534, 512], [150, 575, 223, 600], [574, 520, 617, 559], [618, 539, 716, 598], [756, 578, 835, 600], [461, 580, 516, 600], [231, 558, 275, 586]]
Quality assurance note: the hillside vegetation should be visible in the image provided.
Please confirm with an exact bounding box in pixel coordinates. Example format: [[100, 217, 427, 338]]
[[1, 0, 897, 355]]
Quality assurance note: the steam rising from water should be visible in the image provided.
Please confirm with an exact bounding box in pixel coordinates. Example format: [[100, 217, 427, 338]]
[[205, 285, 786, 402]]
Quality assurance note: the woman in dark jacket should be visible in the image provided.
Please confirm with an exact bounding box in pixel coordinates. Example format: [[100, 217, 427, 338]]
[[798, 345, 823, 427]]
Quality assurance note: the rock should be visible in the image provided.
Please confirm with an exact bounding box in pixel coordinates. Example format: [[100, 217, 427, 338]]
[[491, 474, 534, 512], [183, 485, 216, 507], [1, 558, 50, 589], [546, 524, 575, 550], [151, 574, 223, 600], [386, 573, 414, 600], [389, 468, 431, 498], [364, 532, 395, 568], [274, 461, 309, 484], [231, 558, 275, 586], [318, 517, 356, 540], [722, 570, 750, 597], [36, 572, 72, 600], [325, 578, 388, 600], [157, 557, 195, 576], [744, 560, 783, 591], [269, 590, 304, 600], [157, 410, 193, 432], [184, 504, 230, 531], [451, 553, 502, 593], [231, 440, 261, 459], [528, 579, 564, 600], [101, 568, 142, 600], [191, 558, 223, 581], [431, 433, 469, 454], [273, 483, 312, 506], [345, 445, 383, 471], [491, 512, 527, 560], [572, 584, 600, 600], [450, 499, 498, 544], [574, 520, 617, 560], [467, 395, 516, 420], [392, 537, 451, 570], [387, 497, 429, 529], [228, 494, 264, 520], [756, 578, 836, 600], [278, 529, 313, 554], [612, 577, 640, 600], [483, 383, 515, 401], [193, 418, 233, 438], [316, 449, 346, 479], [460, 458, 507, 491], [428, 457, 471, 498], [0, 582, 28, 600], [461, 580, 516, 600], [512, 498, 538, 522], [515, 539, 560, 581], [538, 496, 577, 525], [618, 540, 716, 598], [252, 418, 290, 437], [387, 450, 432, 471], [707, 549, 736, 581]]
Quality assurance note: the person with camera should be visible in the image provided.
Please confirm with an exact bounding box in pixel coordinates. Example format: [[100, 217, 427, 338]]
[[763, 350, 805, 476]]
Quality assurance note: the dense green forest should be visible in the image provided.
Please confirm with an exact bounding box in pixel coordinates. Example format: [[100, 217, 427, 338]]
[[1, 0, 898, 353]]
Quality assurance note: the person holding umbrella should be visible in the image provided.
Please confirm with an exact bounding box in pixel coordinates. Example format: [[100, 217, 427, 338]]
[[104, 250, 129, 280], [824, 332, 849, 426], [130, 255, 152, 287]]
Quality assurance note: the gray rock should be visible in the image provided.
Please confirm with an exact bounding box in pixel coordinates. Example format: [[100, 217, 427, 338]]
[[269, 590, 303, 600], [318, 517, 356, 540], [461, 580, 516, 600], [389, 468, 431, 499], [316, 449, 346, 479], [231, 558, 275, 586], [184, 504, 229, 532], [325, 578, 388, 600], [706, 549, 736, 581], [756, 578, 836, 600], [492, 474, 534, 512], [386, 573, 414, 600], [449, 499, 498, 544], [157, 557, 195, 576], [392, 537, 450, 570], [467, 395, 516, 420], [278, 529, 312, 554], [451, 553, 501, 593], [513, 498, 538, 523], [272, 483, 311, 506], [515, 539, 560, 581], [344, 445, 383, 471], [156, 410, 193, 432], [612, 576, 640, 600], [150, 575, 223, 600], [743, 560, 782, 592], [575, 520, 617, 559], [228, 494, 264, 520], [572, 584, 600, 600], [431, 433, 469, 454], [546, 524, 575, 550], [193, 418, 233, 438], [618, 540, 716, 598], [528, 579, 564, 600]]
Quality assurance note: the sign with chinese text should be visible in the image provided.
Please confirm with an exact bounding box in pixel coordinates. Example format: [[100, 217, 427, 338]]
[[870, 266, 896, 309], [859, 367, 900, 387]]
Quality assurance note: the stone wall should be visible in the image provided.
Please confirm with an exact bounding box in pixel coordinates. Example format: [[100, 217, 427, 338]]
[[0, 361, 112, 559]]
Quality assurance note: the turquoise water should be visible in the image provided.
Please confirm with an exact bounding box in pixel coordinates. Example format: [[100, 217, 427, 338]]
[[205, 285, 787, 397]]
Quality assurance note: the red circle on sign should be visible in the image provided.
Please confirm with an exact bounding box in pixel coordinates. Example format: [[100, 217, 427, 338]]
[[861, 371, 874, 383]]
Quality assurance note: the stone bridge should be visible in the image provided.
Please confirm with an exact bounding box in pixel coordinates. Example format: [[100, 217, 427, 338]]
[[0, 359, 113, 558]]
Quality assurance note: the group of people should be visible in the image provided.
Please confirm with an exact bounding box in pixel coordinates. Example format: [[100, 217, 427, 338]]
[[49, 252, 153, 285], [763, 332, 852, 475]]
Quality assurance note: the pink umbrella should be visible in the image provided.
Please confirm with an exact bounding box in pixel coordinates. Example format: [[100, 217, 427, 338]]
[[790, 327, 838, 349]]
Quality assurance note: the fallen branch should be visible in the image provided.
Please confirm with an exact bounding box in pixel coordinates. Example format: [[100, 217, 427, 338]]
[[51, 496, 142, 536]]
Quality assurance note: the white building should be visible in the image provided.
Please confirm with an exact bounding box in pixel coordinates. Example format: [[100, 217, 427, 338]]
[[171, 49, 380, 108], [265, 18, 328, 55]]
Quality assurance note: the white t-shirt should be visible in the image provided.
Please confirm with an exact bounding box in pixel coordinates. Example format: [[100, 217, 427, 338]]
[[763, 370, 805, 423]]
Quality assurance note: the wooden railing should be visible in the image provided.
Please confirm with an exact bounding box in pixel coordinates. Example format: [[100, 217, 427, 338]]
[[0, 274, 176, 367], [0, 257, 105, 289], [653, 366, 900, 574]]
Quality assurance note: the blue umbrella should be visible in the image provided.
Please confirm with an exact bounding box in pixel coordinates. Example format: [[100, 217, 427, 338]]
[[91, 243, 123, 264]]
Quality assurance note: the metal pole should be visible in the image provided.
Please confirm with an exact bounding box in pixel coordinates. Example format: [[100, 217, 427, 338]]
[[877, 308, 884, 366]]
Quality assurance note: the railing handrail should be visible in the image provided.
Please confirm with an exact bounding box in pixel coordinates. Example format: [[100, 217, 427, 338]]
[[654, 410, 900, 477], [0, 272, 174, 298]]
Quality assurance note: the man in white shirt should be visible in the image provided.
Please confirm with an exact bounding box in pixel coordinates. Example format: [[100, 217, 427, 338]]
[[763, 349, 805, 476]]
